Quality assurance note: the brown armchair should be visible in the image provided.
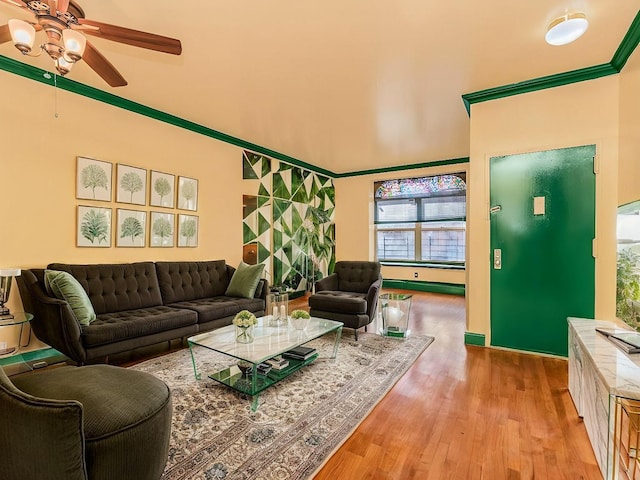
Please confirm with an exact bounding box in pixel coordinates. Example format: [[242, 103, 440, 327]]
[[308, 261, 382, 340]]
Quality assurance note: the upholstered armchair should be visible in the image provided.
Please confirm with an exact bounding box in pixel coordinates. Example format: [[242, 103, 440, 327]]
[[0, 364, 172, 480], [309, 261, 382, 340]]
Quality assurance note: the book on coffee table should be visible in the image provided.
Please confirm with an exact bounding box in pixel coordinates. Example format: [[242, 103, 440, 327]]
[[283, 346, 317, 361]]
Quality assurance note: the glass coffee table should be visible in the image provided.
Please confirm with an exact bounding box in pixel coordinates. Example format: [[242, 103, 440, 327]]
[[187, 317, 343, 410]]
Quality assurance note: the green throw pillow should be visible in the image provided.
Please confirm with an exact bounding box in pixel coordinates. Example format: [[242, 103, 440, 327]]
[[225, 262, 265, 299], [44, 270, 97, 326]]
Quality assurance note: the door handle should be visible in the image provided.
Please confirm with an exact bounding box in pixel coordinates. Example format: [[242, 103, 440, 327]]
[[494, 249, 502, 270]]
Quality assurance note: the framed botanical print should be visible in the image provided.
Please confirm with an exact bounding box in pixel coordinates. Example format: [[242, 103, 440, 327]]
[[76, 157, 112, 202], [149, 170, 175, 208], [116, 209, 147, 247], [177, 214, 198, 247], [77, 206, 112, 247], [150, 211, 175, 248], [116, 164, 147, 205], [177, 176, 198, 211]]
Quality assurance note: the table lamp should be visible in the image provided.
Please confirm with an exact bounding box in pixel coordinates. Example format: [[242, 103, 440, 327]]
[[0, 268, 21, 318]]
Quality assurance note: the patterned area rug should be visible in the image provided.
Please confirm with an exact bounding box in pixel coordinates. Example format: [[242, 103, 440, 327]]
[[131, 332, 434, 480]]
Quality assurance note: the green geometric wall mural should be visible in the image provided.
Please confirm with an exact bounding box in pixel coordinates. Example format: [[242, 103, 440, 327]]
[[242, 150, 335, 293]]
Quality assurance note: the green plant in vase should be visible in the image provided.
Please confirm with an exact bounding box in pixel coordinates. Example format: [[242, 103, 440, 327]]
[[233, 310, 258, 343], [290, 309, 311, 330]]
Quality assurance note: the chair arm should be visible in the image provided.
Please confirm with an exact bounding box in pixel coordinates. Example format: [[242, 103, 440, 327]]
[[365, 277, 383, 319], [315, 274, 338, 292], [0, 369, 87, 480]]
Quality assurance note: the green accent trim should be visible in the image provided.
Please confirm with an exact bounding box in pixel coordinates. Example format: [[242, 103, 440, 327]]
[[0, 347, 66, 366], [611, 11, 640, 72], [464, 332, 486, 347], [462, 63, 617, 113], [0, 55, 336, 178], [462, 11, 640, 114], [381, 261, 464, 270], [383, 279, 465, 296], [335, 157, 470, 178]]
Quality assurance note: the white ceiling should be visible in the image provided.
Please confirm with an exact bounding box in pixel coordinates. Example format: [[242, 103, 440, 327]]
[[1, 1, 638, 174]]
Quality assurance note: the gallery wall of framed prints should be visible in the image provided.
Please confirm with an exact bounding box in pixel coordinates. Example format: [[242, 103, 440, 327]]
[[75, 156, 199, 249]]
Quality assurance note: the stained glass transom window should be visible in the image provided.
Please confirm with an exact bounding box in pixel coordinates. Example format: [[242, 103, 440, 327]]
[[374, 174, 466, 199]]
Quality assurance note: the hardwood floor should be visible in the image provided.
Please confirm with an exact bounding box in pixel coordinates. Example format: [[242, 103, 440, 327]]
[[290, 290, 602, 480]]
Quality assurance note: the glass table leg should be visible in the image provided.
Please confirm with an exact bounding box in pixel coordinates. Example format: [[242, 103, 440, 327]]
[[188, 343, 201, 380], [331, 327, 343, 359]]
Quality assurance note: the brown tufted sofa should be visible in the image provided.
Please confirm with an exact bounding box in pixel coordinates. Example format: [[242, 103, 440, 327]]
[[17, 261, 267, 364]]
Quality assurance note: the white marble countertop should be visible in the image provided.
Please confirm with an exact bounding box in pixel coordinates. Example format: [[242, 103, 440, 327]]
[[568, 317, 640, 399]]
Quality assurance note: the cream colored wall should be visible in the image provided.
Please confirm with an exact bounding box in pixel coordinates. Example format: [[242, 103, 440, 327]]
[[1, 72, 249, 347], [467, 76, 620, 344], [333, 165, 468, 285], [619, 47, 640, 206]]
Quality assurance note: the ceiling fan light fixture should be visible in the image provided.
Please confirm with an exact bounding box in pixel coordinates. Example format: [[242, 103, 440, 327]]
[[545, 12, 589, 46], [8, 19, 36, 54], [62, 28, 86, 61], [55, 56, 74, 76]]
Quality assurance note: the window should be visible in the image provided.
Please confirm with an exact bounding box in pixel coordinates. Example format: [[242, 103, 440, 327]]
[[374, 174, 466, 266]]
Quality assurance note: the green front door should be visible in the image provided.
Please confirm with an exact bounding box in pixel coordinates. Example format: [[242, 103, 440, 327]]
[[490, 145, 596, 356]]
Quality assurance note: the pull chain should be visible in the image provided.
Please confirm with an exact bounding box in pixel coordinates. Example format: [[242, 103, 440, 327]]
[[53, 73, 59, 118]]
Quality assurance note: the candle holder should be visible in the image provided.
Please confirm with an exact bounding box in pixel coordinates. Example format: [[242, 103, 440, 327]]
[[266, 293, 288, 327], [380, 293, 413, 338]]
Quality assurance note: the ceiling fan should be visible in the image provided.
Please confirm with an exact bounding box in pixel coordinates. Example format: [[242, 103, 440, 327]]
[[0, 0, 182, 87]]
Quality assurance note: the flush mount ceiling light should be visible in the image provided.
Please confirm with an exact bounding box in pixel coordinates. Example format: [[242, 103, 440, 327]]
[[545, 12, 589, 46]]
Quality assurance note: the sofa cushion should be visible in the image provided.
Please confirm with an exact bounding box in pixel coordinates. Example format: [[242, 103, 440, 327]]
[[225, 262, 265, 299], [335, 261, 381, 294], [47, 262, 163, 315], [168, 296, 264, 324], [44, 270, 97, 325], [308, 291, 367, 314], [81, 306, 197, 347], [156, 261, 230, 304]]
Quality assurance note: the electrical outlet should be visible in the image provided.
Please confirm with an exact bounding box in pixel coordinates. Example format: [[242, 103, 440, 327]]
[[414, 272, 418, 278]]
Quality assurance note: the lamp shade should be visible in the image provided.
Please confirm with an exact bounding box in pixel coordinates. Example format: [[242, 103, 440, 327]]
[[545, 13, 589, 46], [0, 269, 21, 277], [56, 56, 74, 76], [8, 19, 36, 54], [62, 28, 86, 61]]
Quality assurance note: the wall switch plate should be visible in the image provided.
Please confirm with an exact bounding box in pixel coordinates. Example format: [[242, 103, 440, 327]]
[[534, 196, 545, 215]]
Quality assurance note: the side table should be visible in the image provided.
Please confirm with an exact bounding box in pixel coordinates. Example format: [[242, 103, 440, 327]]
[[0, 312, 33, 356], [379, 293, 413, 338]]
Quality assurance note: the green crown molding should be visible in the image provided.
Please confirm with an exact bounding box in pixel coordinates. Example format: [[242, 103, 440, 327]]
[[611, 10, 640, 71], [0, 55, 336, 178], [462, 10, 640, 114], [335, 157, 469, 178], [461, 63, 617, 114]]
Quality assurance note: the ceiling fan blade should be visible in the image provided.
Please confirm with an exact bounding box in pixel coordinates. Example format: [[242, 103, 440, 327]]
[[82, 40, 128, 87], [78, 18, 182, 55], [0, 24, 11, 44], [0, 0, 27, 9], [58, 0, 69, 14]]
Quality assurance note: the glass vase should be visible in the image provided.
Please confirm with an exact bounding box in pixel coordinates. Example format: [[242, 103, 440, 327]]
[[235, 325, 254, 344], [266, 293, 289, 327]]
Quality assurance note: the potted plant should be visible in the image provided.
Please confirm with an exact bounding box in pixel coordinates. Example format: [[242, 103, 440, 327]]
[[617, 249, 640, 331], [290, 309, 311, 331], [233, 310, 258, 343]]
